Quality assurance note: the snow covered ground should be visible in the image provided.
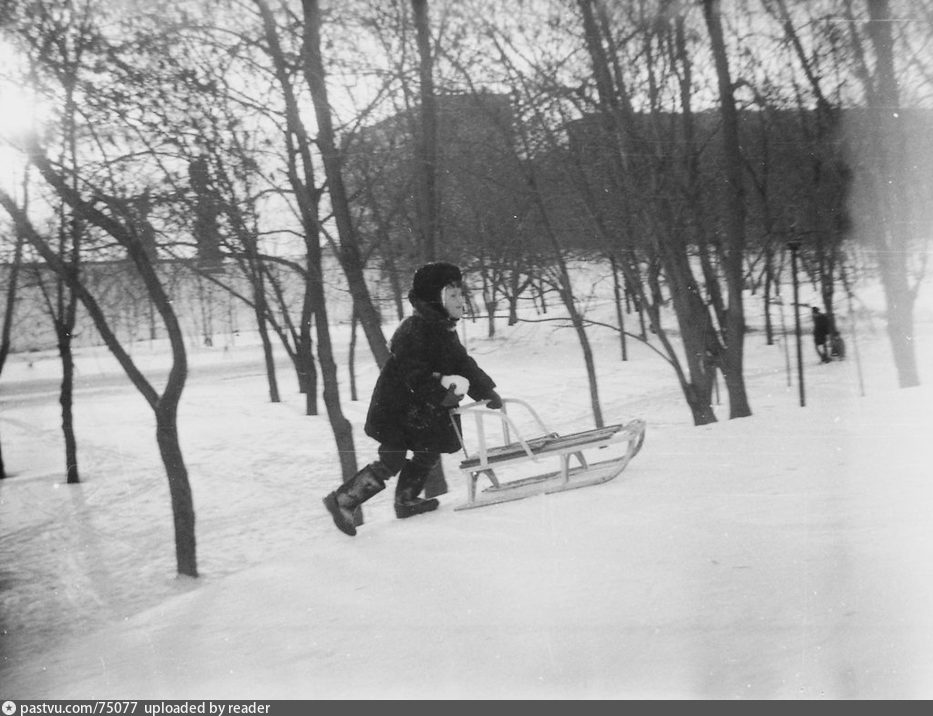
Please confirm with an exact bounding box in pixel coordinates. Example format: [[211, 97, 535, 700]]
[[1, 274, 932, 699]]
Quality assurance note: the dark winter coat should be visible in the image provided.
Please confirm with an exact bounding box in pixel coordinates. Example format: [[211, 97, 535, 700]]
[[812, 312, 831, 342], [364, 298, 497, 454]]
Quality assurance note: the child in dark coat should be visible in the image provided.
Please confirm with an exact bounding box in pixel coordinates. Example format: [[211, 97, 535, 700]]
[[323, 261, 503, 536]]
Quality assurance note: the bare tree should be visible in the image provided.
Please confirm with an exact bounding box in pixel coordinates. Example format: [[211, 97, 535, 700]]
[[848, 0, 924, 387], [569, 0, 725, 424], [480, 27, 609, 428], [411, 0, 439, 262], [3, 0, 93, 482], [2, 153, 199, 576], [125, 13, 321, 412], [701, 0, 751, 418], [298, 0, 391, 372], [0, 0, 207, 576], [0, 221, 26, 480], [245, 0, 362, 489]]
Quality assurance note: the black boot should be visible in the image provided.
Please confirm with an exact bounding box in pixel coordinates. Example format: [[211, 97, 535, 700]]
[[322, 464, 387, 536], [394, 460, 439, 519]]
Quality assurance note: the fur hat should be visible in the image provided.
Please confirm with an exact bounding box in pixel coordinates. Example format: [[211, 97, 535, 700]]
[[408, 261, 462, 306]]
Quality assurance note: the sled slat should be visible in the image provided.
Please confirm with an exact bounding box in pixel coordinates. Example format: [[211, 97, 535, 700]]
[[458, 425, 623, 469]]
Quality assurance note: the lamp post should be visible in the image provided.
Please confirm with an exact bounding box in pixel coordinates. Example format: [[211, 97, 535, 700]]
[[787, 240, 805, 407]]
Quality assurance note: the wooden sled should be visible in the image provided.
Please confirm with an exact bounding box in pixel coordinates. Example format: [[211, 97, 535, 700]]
[[450, 398, 646, 511]]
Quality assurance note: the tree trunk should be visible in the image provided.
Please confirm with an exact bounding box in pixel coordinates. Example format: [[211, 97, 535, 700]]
[[763, 246, 775, 345], [485, 299, 497, 339], [570, 308, 604, 429], [298, 287, 318, 416], [299, 0, 390, 370], [0, 231, 25, 479], [59, 334, 80, 484], [317, 335, 358, 484], [349, 308, 359, 402], [663, 254, 720, 425], [610, 254, 628, 361], [411, 0, 439, 261], [156, 404, 197, 578], [60, 67, 82, 485], [256, 303, 280, 404], [864, 0, 920, 387], [702, 0, 752, 418]]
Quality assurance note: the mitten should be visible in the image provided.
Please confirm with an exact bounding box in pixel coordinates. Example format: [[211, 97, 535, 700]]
[[485, 390, 503, 410], [440, 385, 464, 408], [440, 374, 470, 396], [440, 374, 470, 408]]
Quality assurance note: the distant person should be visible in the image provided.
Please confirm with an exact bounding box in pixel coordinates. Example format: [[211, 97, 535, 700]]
[[811, 306, 832, 363], [322, 261, 504, 537]]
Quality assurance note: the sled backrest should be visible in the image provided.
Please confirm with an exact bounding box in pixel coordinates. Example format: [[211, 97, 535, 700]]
[[450, 398, 555, 466]]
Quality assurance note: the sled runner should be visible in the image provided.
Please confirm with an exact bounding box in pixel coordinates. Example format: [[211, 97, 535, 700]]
[[449, 398, 646, 510]]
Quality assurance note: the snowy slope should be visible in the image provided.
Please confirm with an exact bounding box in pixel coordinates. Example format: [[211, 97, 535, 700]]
[[1, 280, 932, 699]]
